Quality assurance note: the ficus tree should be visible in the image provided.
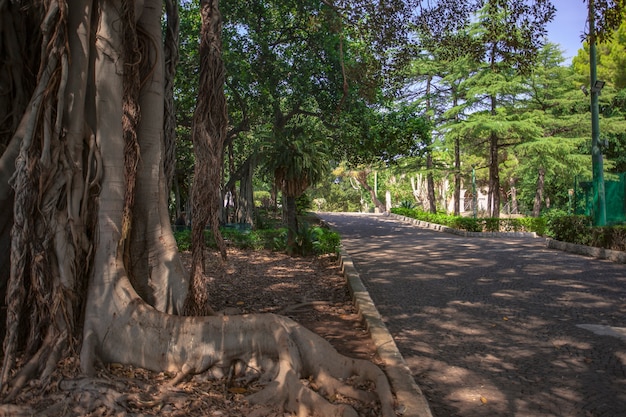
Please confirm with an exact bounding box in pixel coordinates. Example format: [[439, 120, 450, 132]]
[[0, 1, 399, 416]]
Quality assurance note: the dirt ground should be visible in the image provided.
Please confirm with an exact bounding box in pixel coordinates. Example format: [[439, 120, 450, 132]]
[[4, 248, 381, 417]]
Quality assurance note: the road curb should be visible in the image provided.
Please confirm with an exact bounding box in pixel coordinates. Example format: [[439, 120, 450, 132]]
[[339, 248, 433, 417], [546, 238, 626, 263]]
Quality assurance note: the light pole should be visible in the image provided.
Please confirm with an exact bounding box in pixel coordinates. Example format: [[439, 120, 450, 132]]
[[589, 0, 607, 226]]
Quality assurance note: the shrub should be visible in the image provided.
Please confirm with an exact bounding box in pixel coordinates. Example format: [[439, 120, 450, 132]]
[[544, 211, 592, 245], [254, 190, 272, 209], [390, 208, 546, 234], [173, 229, 192, 251], [311, 226, 341, 255], [451, 217, 482, 232], [399, 200, 417, 209]]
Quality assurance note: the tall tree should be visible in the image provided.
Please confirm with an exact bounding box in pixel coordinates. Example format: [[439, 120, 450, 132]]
[[0, 2, 397, 415], [442, 0, 555, 217], [514, 43, 591, 214], [261, 119, 330, 254]]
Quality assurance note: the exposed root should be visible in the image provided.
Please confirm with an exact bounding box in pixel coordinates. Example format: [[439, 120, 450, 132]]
[[83, 272, 397, 417], [278, 300, 332, 314]]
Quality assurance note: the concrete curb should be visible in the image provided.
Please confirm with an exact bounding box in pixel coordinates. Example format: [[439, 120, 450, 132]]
[[339, 248, 433, 417], [546, 238, 626, 263]]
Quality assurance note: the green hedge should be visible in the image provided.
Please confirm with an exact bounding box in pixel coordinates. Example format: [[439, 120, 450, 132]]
[[391, 208, 626, 251], [390, 208, 546, 235]]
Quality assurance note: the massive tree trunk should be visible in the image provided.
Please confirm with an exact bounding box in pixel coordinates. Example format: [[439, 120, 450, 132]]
[[0, 2, 396, 415]]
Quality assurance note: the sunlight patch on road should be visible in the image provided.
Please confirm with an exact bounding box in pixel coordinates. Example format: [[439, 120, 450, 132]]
[[576, 324, 626, 342]]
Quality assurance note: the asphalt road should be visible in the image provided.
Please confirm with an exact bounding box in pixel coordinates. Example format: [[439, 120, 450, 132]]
[[318, 212, 626, 417]]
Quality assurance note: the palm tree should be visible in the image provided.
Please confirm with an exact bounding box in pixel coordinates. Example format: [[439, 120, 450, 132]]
[[263, 123, 330, 255]]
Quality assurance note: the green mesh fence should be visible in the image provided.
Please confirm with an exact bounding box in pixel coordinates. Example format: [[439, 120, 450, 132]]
[[575, 173, 626, 224]]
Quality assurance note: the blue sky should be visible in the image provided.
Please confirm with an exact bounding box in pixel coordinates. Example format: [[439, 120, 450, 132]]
[[546, 0, 589, 63]]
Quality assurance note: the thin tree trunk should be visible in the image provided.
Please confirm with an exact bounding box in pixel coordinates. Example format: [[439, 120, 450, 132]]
[[426, 154, 437, 214], [509, 177, 518, 215], [425, 75, 437, 214], [285, 194, 298, 255], [453, 90, 461, 216], [532, 168, 545, 217], [355, 171, 385, 212], [489, 132, 500, 218], [237, 157, 256, 226]]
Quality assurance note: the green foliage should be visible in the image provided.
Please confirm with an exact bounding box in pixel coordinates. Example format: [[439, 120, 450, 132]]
[[173, 229, 192, 252], [308, 174, 363, 212], [261, 124, 331, 198], [293, 224, 341, 256], [296, 193, 312, 215], [172, 221, 339, 256], [544, 211, 593, 244], [312, 227, 341, 255], [543, 211, 626, 250], [390, 208, 546, 234], [337, 102, 431, 168], [254, 190, 272, 209], [590, 225, 626, 251]]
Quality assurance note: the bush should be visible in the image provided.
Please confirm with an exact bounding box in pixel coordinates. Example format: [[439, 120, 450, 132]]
[[311, 226, 341, 255], [390, 208, 546, 234], [589, 225, 626, 251], [172, 221, 338, 256], [450, 217, 482, 232], [254, 190, 272, 209], [173, 229, 192, 251], [544, 211, 592, 245], [390, 207, 625, 251]]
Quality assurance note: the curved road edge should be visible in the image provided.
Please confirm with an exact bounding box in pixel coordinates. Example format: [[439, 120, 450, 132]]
[[339, 247, 434, 417]]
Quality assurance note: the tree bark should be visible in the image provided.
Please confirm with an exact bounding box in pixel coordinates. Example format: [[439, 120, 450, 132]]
[[532, 168, 545, 217], [1, 2, 397, 415], [355, 170, 386, 212], [426, 154, 437, 214], [185, 0, 229, 316], [425, 75, 437, 214], [285, 194, 299, 255], [163, 0, 180, 195], [489, 132, 501, 218]]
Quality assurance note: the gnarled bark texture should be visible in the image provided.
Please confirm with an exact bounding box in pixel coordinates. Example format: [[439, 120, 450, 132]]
[[184, 0, 228, 316], [0, 1, 396, 416]]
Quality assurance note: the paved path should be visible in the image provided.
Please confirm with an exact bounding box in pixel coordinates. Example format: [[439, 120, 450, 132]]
[[318, 212, 626, 417]]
